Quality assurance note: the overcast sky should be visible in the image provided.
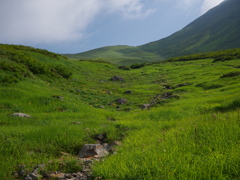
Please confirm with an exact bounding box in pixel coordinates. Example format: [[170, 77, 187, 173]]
[[0, 0, 224, 54]]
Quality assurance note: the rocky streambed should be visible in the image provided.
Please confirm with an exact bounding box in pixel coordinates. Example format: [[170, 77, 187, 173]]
[[13, 141, 121, 180]]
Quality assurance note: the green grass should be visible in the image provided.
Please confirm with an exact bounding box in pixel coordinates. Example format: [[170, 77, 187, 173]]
[[0, 44, 240, 179], [64, 45, 163, 65]]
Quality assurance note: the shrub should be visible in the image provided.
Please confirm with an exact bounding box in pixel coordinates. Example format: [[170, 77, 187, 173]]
[[196, 82, 223, 90], [220, 72, 240, 78], [118, 65, 130, 70], [215, 99, 240, 112], [50, 65, 72, 79], [212, 56, 235, 63], [0, 74, 20, 83], [79, 59, 113, 65], [0, 61, 30, 77], [130, 63, 146, 69]]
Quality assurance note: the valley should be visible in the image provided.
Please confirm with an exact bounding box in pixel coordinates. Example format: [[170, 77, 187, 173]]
[[0, 44, 240, 179]]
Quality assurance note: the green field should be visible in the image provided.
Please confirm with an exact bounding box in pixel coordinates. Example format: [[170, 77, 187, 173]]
[[1, 44, 240, 179]]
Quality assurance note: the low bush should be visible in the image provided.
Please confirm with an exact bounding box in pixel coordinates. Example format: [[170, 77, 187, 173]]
[[0, 61, 30, 77], [130, 63, 146, 69], [50, 65, 72, 79], [220, 72, 240, 78], [196, 82, 223, 90], [0, 74, 20, 83], [118, 65, 130, 70], [215, 99, 240, 112]]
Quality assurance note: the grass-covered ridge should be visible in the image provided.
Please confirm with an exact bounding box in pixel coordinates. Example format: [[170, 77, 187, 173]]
[[64, 45, 163, 66], [0, 45, 240, 179]]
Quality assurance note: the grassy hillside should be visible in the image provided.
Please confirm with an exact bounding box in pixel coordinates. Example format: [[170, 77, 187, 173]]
[[140, 0, 240, 58], [64, 45, 163, 65], [1, 45, 240, 179]]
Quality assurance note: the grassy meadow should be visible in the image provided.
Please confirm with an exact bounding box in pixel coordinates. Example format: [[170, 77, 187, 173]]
[[0, 44, 240, 179]]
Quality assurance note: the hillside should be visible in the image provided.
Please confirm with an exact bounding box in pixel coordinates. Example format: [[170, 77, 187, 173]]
[[66, 0, 240, 64], [140, 0, 240, 58], [65, 45, 163, 65], [1, 45, 240, 179]]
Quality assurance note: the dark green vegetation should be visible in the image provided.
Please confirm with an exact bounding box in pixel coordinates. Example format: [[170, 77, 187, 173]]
[[67, 0, 240, 64], [0, 44, 240, 179]]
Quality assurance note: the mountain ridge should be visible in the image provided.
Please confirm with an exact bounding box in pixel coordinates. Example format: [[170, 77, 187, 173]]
[[65, 0, 240, 64], [140, 0, 240, 58]]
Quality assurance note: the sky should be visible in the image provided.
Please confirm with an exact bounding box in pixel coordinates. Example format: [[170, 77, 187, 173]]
[[0, 0, 224, 54]]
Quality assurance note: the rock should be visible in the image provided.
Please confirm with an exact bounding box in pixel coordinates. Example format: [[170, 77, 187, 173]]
[[92, 133, 107, 144], [110, 76, 124, 81], [115, 98, 127, 105], [82, 168, 92, 172], [60, 152, 70, 156], [111, 141, 122, 146], [29, 172, 38, 180], [50, 173, 65, 179], [161, 92, 173, 99], [125, 108, 131, 112], [13, 172, 19, 179], [64, 173, 72, 178], [79, 144, 109, 158], [124, 90, 132, 94], [24, 175, 32, 180], [53, 95, 64, 100], [163, 85, 174, 89], [161, 92, 180, 99], [176, 82, 191, 87], [71, 122, 82, 125], [107, 91, 112, 95], [97, 134, 105, 140], [102, 143, 111, 151], [118, 65, 130, 70], [140, 104, 151, 110], [99, 106, 105, 109], [42, 171, 50, 179], [10, 113, 31, 118], [108, 141, 122, 152]]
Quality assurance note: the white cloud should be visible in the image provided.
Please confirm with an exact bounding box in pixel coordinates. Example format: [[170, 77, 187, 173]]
[[0, 0, 102, 43], [105, 0, 155, 19], [0, 0, 224, 47], [155, 0, 201, 9], [155, 0, 224, 13], [0, 0, 154, 44], [201, 0, 224, 14]]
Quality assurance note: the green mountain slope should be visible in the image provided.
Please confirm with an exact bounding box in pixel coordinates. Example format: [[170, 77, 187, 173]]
[[65, 45, 163, 65], [140, 0, 240, 58], [66, 0, 240, 64], [1, 45, 240, 179]]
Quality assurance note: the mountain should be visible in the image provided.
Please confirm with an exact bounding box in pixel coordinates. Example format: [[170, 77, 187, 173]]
[[65, 45, 163, 65], [65, 0, 240, 64], [140, 0, 240, 58]]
